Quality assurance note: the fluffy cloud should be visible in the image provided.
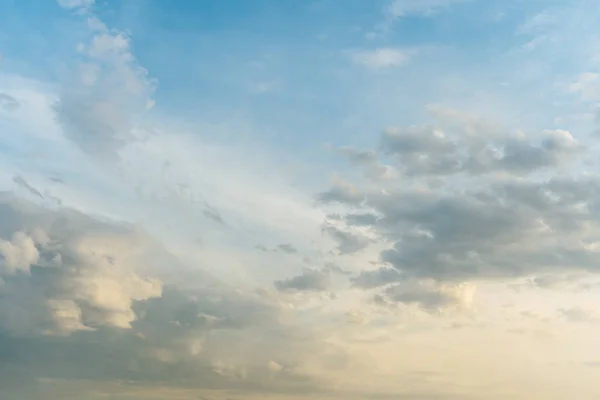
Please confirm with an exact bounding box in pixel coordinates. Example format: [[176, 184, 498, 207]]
[[54, 10, 154, 159], [318, 108, 600, 300], [322, 224, 370, 255], [317, 175, 364, 205], [0, 193, 162, 336], [380, 125, 579, 177], [381, 279, 476, 312], [0, 194, 354, 394]]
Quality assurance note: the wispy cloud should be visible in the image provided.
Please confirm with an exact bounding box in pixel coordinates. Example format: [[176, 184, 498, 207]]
[[349, 48, 413, 69]]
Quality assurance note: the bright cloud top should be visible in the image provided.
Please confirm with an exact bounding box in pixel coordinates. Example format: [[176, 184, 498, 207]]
[[1, 0, 600, 399]]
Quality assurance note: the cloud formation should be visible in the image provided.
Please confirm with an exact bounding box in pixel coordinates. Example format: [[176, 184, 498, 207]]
[[0, 193, 162, 336], [274, 269, 330, 292], [350, 48, 411, 69], [0, 195, 348, 394], [0, 93, 20, 111], [54, 13, 154, 159], [318, 108, 600, 311]]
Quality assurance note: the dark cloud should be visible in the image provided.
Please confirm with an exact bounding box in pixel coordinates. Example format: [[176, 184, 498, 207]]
[[0, 93, 20, 111], [274, 269, 330, 292]]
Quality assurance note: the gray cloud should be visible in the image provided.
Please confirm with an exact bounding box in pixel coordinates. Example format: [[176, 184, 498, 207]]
[[203, 203, 225, 224], [381, 280, 475, 312], [12, 175, 45, 200], [0, 194, 345, 394], [0, 93, 20, 111], [335, 146, 398, 180], [274, 269, 330, 292], [559, 306, 597, 323], [276, 243, 298, 254], [317, 176, 364, 205], [322, 224, 370, 255], [0, 193, 162, 336], [319, 115, 600, 288], [323, 263, 351, 276], [353, 268, 404, 289], [379, 125, 579, 177]]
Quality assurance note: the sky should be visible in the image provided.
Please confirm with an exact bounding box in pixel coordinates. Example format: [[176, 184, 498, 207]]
[[1, 0, 600, 399]]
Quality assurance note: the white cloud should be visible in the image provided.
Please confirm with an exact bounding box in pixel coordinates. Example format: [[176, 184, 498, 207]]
[[56, 0, 94, 10], [350, 48, 411, 69], [0, 195, 162, 336], [566, 72, 600, 101], [0, 231, 39, 275], [54, 11, 155, 159]]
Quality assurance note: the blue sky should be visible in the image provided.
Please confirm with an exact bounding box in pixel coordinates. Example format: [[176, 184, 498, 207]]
[[2, 1, 600, 399], [4, 0, 594, 158]]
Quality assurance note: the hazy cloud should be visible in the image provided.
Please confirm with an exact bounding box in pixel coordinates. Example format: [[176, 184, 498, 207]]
[[0, 93, 20, 111], [322, 224, 370, 255], [317, 176, 364, 206], [274, 269, 330, 292], [350, 48, 411, 69], [276, 243, 298, 254], [54, 12, 155, 159]]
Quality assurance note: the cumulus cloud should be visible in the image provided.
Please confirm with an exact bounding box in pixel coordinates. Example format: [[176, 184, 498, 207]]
[[322, 224, 370, 255], [0, 193, 162, 336], [0, 195, 351, 393], [383, 279, 475, 312], [380, 125, 580, 177], [335, 146, 398, 180], [317, 109, 600, 291], [317, 176, 364, 205], [54, 9, 155, 159], [0, 231, 39, 275], [353, 267, 404, 289], [274, 269, 330, 292]]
